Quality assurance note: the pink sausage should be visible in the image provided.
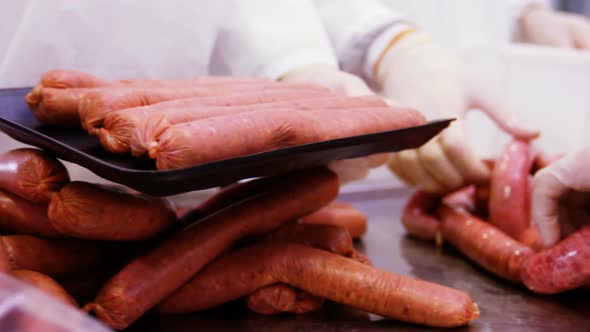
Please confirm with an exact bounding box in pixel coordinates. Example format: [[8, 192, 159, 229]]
[[401, 191, 441, 242], [0, 149, 69, 203], [489, 139, 534, 241], [521, 225, 590, 294], [0, 190, 62, 238]]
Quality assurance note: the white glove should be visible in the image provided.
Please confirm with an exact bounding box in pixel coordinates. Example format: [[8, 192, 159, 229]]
[[532, 146, 590, 247], [376, 31, 539, 193], [280, 64, 389, 183], [519, 3, 590, 50]]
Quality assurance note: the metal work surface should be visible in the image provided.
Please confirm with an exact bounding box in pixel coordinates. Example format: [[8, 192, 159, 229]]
[[128, 187, 589, 332]]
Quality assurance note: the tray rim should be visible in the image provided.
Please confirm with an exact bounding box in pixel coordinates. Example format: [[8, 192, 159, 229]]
[[0, 86, 454, 195]]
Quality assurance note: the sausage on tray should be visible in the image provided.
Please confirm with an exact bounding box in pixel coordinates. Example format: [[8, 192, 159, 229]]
[[83, 168, 339, 330], [98, 89, 339, 155], [157, 242, 479, 328], [35, 69, 112, 89], [48, 182, 176, 241], [153, 106, 425, 170], [79, 83, 329, 134], [26, 87, 93, 126], [0, 149, 69, 203], [26, 71, 274, 126], [123, 95, 384, 157], [33, 69, 271, 90]]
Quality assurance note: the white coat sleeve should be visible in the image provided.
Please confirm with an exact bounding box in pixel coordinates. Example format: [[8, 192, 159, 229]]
[[313, 0, 414, 85], [208, 0, 337, 80]]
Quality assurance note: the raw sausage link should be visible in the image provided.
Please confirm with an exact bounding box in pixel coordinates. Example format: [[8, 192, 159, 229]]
[[261, 223, 355, 257], [39, 69, 112, 89], [26, 71, 275, 126], [0, 235, 110, 278], [521, 225, 590, 294], [299, 202, 368, 239], [438, 205, 533, 282], [79, 84, 329, 134], [98, 89, 333, 155], [48, 182, 176, 241], [11, 269, 78, 307], [0, 148, 69, 203], [488, 139, 534, 241], [179, 177, 283, 226], [401, 191, 441, 242], [0, 190, 62, 238], [247, 222, 356, 315], [35, 69, 271, 89], [83, 167, 339, 330], [26, 88, 93, 126], [158, 242, 479, 328], [154, 106, 425, 170], [247, 222, 371, 315], [125, 95, 384, 157], [247, 284, 325, 315]]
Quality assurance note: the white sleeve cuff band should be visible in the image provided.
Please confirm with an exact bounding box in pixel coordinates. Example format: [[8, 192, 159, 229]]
[[363, 22, 417, 84], [258, 49, 338, 80]]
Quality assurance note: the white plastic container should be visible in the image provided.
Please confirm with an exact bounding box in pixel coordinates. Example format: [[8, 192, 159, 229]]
[[463, 44, 590, 158]]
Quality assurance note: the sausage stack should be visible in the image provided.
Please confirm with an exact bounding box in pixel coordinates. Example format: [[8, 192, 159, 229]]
[[10, 69, 482, 329], [402, 138, 590, 294], [0, 148, 479, 330], [25, 69, 426, 170]]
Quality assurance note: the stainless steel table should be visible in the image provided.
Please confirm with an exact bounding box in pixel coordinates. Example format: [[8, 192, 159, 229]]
[[128, 186, 589, 332]]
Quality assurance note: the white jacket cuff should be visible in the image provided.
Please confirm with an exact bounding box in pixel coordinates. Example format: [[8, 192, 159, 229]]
[[362, 22, 417, 85], [260, 50, 338, 80], [314, 0, 405, 80]]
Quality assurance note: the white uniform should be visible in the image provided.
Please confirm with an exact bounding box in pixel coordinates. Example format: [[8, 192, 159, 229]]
[[0, 0, 336, 88]]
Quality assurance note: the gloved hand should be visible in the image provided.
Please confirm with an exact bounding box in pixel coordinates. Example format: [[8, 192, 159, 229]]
[[376, 31, 539, 193], [519, 3, 590, 50], [280, 64, 390, 183], [532, 146, 590, 247]]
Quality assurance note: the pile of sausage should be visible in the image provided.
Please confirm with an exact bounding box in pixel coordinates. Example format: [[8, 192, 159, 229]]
[[26, 69, 426, 170], [402, 138, 589, 294], [0, 148, 480, 330]]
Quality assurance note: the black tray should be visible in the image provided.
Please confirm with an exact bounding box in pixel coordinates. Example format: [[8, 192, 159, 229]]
[[0, 87, 452, 196]]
